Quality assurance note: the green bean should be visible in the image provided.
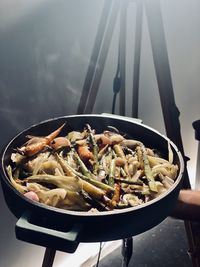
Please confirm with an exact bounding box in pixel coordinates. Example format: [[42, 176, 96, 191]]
[[108, 158, 116, 187], [114, 177, 143, 185], [56, 153, 114, 194], [73, 151, 92, 178], [141, 145, 158, 192], [86, 124, 98, 161]]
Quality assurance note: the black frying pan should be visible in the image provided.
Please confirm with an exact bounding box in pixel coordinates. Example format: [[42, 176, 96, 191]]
[[0, 114, 184, 253]]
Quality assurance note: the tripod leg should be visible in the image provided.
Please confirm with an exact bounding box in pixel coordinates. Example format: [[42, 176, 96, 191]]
[[144, 0, 190, 188], [42, 248, 56, 267], [112, 0, 129, 115], [119, 0, 129, 116], [121, 238, 133, 267], [83, 0, 121, 114], [145, 1, 200, 267], [144, 0, 180, 143], [132, 0, 143, 118], [77, 0, 113, 114]]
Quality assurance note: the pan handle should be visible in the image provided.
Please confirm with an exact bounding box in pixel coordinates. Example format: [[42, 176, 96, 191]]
[[15, 211, 81, 253]]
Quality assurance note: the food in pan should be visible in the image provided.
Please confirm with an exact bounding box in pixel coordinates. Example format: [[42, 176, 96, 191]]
[[7, 123, 178, 212]]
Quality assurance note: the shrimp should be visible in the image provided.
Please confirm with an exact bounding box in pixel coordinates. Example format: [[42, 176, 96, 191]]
[[19, 123, 65, 157], [50, 137, 71, 150], [94, 132, 124, 145]]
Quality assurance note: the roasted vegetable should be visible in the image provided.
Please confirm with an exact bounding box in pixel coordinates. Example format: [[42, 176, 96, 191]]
[[7, 123, 179, 212]]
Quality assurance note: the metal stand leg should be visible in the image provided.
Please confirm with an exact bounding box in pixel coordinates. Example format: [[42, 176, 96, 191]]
[[42, 248, 56, 267], [145, 1, 199, 266], [77, 0, 113, 114], [132, 0, 143, 118], [121, 238, 133, 267], [144, 0, 190, 189], [77, 0, 121, 114], [118, 0, 129, 115]]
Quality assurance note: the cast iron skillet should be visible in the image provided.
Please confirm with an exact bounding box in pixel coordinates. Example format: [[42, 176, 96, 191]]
[[0, 114, 184, 253]]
